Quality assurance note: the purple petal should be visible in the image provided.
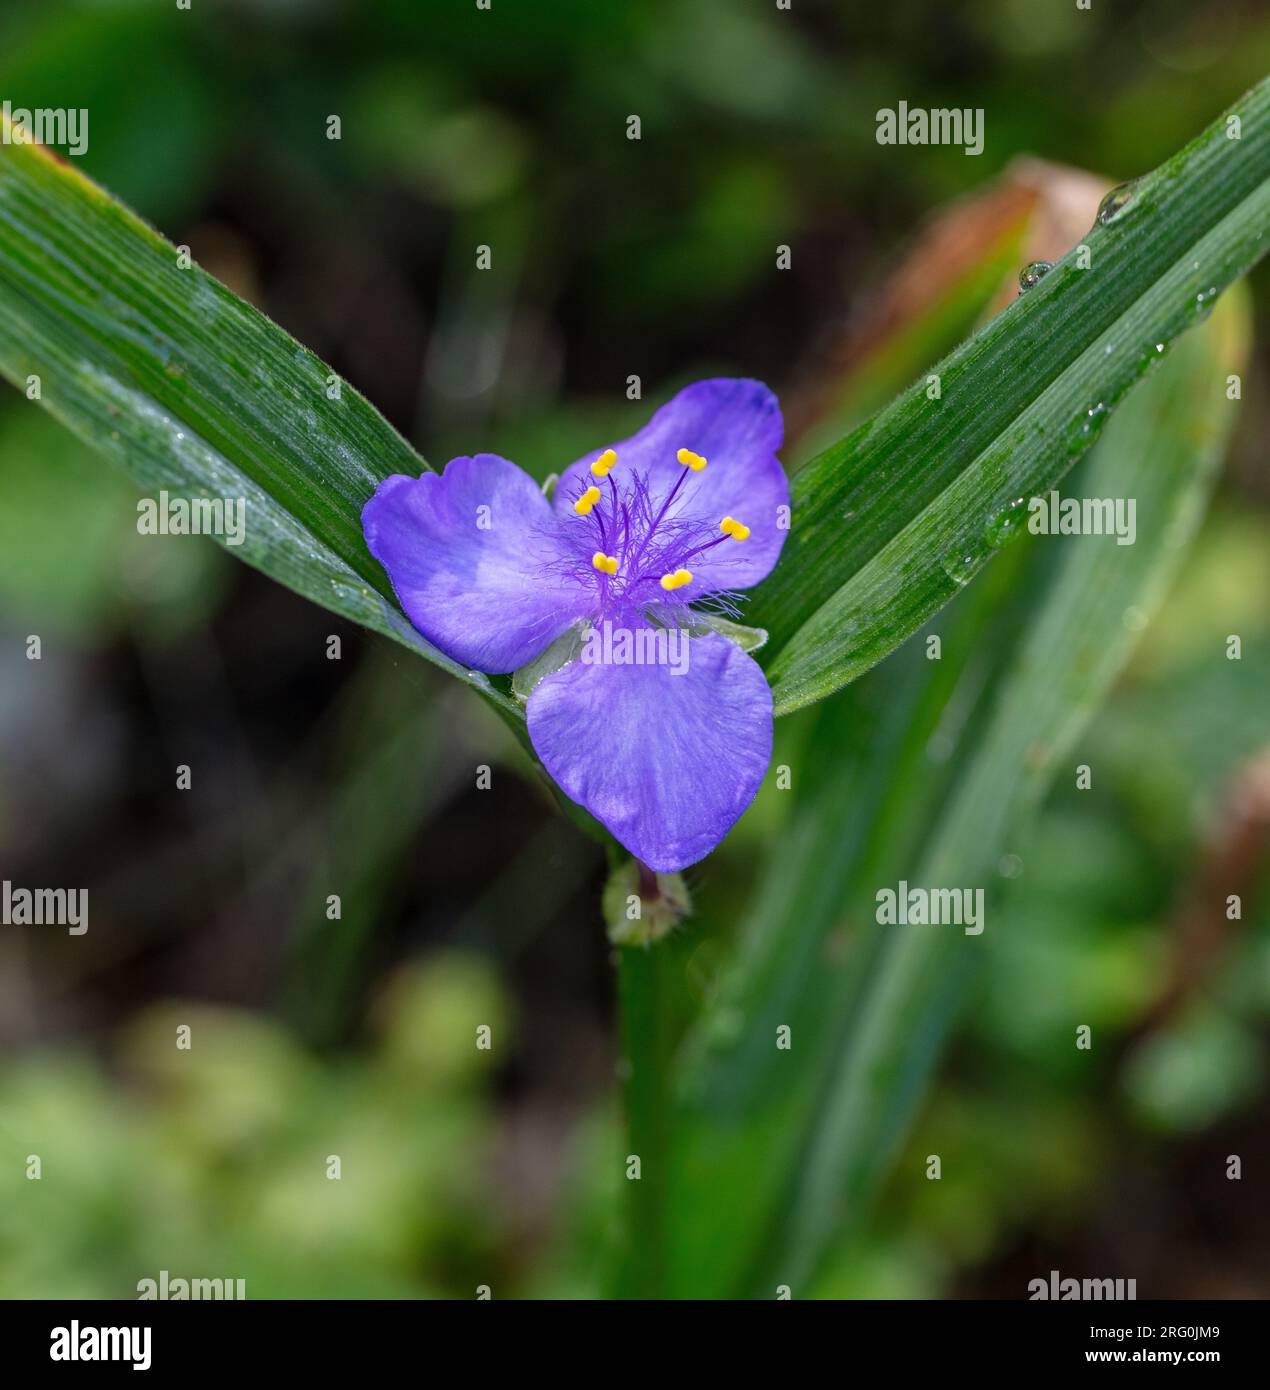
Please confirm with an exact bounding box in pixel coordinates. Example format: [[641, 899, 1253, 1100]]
[[363, 454, 592, 673], [555, 378, 789, 592], [526, 629, 772, 872]]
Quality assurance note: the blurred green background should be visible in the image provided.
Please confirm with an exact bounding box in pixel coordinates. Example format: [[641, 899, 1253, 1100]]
[[0, 0, 1267, 1298]]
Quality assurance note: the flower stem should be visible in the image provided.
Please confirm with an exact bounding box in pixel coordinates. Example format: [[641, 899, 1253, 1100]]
[[614, 886, 675, 1297]]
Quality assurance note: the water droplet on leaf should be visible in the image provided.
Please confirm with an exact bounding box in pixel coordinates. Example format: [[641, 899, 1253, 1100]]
[[998, 853, 1024, 879], [1122, 606, 1148, 632], [942, 548, 988, 587], [1096, 179, 1137, 225], [1191, 285, 1219, 323], [985, 497, 1028, 548], [1065, 402, 1110, 457], [1134, 340, 1171, 377], [1017, 260, 1053, 294]]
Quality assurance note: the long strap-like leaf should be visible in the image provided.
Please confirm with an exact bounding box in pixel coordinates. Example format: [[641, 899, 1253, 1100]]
[[0, 128, 520, 715], [755, 79, 1269, 715]]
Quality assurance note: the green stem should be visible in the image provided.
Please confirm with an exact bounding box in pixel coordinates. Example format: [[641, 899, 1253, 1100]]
[[614, 932, 675, 1298]]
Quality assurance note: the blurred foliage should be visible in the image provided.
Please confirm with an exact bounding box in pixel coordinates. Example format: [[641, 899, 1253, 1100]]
[[0, 954, 509, 1298], [0, 410, 227, 641]]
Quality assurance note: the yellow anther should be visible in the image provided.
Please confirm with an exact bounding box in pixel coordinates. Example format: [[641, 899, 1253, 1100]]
[[591, 551, 618, 575], [590, 449, 617, 478], [720, 516, 750, 541], [659, 568, 693, 591], [676, 448, 707, 472], [574, 485, 602, 515]]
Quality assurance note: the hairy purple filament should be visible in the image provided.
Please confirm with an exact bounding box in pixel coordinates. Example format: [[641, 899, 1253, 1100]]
[[539, 463, 746, 626]]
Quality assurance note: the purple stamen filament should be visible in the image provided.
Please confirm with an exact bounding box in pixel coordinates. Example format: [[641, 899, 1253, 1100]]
[[570, 453, 734, 617], [676, 532, 732, 564]]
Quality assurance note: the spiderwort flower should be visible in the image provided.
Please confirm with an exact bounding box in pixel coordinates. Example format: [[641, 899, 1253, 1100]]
[[361, 378, 789, 872]]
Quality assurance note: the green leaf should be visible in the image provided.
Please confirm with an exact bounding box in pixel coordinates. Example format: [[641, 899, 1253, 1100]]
[[649, 290, 1250, 1297], [511, 620, 588, 702], [698, 614, 768, 653], [754, 79, 1270, 715], [0, 127, 519, 717], [773, 297, 1248, 1293]]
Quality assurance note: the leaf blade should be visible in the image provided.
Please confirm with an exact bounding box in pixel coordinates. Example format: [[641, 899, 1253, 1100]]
[[0, 131, 520, 715], [756, 79, 1270, 714], [659, 291, 1249, 1297]]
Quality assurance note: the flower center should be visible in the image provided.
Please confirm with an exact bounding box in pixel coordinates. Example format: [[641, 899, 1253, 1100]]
[[564, 446, 749, 619]]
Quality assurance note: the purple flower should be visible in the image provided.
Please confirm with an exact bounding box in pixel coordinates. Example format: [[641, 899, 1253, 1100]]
[[361, 378, 789, 872]]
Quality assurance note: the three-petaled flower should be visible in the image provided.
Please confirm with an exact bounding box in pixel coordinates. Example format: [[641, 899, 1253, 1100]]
[[361, 378, 789, 872]]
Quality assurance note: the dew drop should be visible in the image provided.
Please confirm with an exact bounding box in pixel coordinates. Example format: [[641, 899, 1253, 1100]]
[[985, 496, 1028, 548], [1122, 605, 1148, 632], [941, 548, 988, 587], [1065, 402, 1110, 457], [1191, 285, 1219, 323], [1134, 340, 1171, 377], [1017, 260, 1053, 294], [1096, 179, 1137, 225]]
